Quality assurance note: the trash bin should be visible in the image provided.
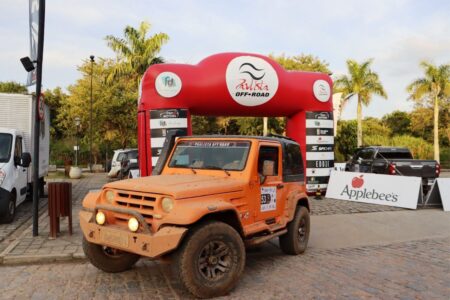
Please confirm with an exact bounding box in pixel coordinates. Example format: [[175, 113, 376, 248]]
[[48, 182, 73, 238]]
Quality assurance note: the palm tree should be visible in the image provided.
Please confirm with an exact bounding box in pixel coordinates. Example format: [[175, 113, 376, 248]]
[[407, 61, 450, 163], [334, 59, 387, 147], [105, 21, 169, 82]]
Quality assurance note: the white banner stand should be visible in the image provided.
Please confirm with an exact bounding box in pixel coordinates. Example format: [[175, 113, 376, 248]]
[[425, 178, 450, 211], [326, 171, 422, 209]]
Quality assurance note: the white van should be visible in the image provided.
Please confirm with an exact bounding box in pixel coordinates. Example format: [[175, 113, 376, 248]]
[[0, 129, 32, 222], [0, 93, 50, 223], [108, 149, 137, 178]]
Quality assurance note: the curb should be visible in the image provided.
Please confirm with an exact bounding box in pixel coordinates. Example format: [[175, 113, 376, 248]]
[[1, 252, 87, 266], [2, 253, 73, 265]]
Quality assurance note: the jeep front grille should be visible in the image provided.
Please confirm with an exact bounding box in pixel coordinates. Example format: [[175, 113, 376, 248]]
[[112, 191, 157, 225]]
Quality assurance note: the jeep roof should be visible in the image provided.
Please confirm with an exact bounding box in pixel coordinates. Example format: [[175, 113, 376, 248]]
[[179, 134, 299, 145]]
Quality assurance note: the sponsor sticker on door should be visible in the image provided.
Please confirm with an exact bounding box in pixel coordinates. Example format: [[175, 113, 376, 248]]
[[260, 186, 277, 212], [326, 171, 421, 209]]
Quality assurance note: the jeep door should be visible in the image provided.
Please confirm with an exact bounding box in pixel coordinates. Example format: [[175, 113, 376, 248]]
[[255, 143, 286, 222]]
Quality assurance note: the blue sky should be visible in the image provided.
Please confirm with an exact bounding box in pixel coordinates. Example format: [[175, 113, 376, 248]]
[[1, 0, 449, 120]]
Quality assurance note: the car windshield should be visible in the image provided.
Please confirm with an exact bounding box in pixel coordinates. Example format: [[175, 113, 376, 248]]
[[376, 151, 413, 159], [169, 140, 251, 171], [127, 151, 138, 159], [0, 134, 12, 163]]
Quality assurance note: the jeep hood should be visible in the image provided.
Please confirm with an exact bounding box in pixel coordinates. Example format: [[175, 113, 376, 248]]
[[104, 174, 246, 199]]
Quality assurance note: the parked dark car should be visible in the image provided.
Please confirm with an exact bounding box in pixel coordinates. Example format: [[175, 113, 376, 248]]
[[118, 149, 138, 179], [346, 146, 440, 194]]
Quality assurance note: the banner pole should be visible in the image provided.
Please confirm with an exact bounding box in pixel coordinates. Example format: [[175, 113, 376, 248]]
[[32, 0, 45, 237]]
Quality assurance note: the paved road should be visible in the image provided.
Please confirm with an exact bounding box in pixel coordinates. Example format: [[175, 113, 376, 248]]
[[0, 236, 449, 299], [0, 173, 448, 299]]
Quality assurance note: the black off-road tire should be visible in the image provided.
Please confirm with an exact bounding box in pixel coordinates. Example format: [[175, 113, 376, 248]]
[[0, 192, 16, 224], [173, 221, 245, 298], [82, 237, 140, 273], [279, 206, 310, 255]]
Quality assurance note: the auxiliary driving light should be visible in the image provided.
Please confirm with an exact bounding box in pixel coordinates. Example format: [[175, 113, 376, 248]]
[[128, 217, 139, 232], [161, 197, 174, 213], [105, 190, 115, 203], [96, 211, 106, 225]]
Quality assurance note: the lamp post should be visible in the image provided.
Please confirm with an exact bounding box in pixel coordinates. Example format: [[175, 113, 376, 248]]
[[89, 55, 95, 172], [74, 116, 81, 166]]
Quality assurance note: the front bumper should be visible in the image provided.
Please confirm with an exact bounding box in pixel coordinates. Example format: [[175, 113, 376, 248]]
[[80, 207, 187, 258]]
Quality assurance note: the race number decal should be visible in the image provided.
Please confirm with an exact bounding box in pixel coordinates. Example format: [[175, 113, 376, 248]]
[[260, 187, 277, 212]]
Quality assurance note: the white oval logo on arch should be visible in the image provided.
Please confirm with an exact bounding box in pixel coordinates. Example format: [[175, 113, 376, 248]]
[[226, 56, 279, 107], [155, 72, 182, 98], [313, 80, 331, 102]]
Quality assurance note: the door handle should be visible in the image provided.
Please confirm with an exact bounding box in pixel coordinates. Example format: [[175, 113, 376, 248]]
[[277, 184, 284, 189], [23, 169, 27, 172]]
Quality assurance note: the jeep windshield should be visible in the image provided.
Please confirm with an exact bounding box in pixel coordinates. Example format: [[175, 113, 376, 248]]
[[169, 140, 251, 171], [0, 133, 12, 163]]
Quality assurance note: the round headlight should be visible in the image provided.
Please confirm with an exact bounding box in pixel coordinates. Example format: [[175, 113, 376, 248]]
[[105, 190, 115, 203], [96, 211, 106, 225], [128, 217, 139, 232], [161, 197, 174, 213]]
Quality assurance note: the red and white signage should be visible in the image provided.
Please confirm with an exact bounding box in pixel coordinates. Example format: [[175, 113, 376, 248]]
[[326, 171, 422, 209], [138, 53, 333, 178]]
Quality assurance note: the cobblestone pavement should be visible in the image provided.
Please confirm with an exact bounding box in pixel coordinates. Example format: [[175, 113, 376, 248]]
[[310, 197, 404, 215], [0, 198, 47, 248], [0, 173, 109, 263], [0, 237, 448, 299]]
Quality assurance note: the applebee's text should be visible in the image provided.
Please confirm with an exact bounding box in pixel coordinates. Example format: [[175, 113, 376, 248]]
[[340, 185, 399, 202]]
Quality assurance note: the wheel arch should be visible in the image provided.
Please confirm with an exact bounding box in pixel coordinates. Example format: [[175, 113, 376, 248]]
[[296, 197, 310, 212], [11, 188, 17, 199], [194, 209, 244, 237]]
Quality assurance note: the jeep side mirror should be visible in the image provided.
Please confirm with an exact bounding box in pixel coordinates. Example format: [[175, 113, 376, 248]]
[[21, 152, 32, 168], [262, 160, 275, 176], [259, 174, 266, 185]]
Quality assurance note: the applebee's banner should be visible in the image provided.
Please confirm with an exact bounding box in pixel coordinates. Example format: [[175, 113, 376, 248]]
[[326, 171, 422, 209]]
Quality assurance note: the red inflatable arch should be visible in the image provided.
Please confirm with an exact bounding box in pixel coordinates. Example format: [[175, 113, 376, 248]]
[[138, 52, 334, 192]]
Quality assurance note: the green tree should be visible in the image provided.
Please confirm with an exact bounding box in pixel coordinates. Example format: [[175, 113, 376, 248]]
[[381, 110, 411, 136], [362, 117, 391, 139], [334, 59, 387, 147], [43, 87, 68, 139], [335, 120, 357, 159], [105, 21, 169, 82], [0, 81, 28, 94], [191, 116, 219, 135], [57, 59, 138, 163], [270, 53, 331, 73], [407, 61, 450, 163]]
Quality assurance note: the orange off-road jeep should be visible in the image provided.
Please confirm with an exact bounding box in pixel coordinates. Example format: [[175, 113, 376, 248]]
[[80, 134, 310, 298]]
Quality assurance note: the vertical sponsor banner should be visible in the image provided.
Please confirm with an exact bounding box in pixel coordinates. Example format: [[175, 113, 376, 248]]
[[27, 0, 39, 86], [305, 111, 334, 192], [149, 109, 188, 167]]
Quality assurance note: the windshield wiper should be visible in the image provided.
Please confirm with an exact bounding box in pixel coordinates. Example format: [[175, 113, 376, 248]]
[[189, 167, 197, 174], [204, 165, 230, 176]]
